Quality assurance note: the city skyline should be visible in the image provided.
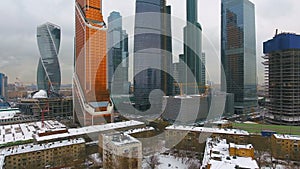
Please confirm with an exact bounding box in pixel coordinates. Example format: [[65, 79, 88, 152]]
[[1, 1, 300, 168], [0, 0, 299, 85]]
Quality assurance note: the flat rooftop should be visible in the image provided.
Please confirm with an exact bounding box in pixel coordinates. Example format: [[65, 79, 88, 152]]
[[201, 138, 258, 169], [263, 33, 300, 53], [0, 138, 85, 168], [212, 120, 231, 125], [0, 120, 144, 145], [35, 120, 145, 142], [166, 125, 249, 135], [124, 127, 155, 135], [0, 120, 66, 146], [103, 133, 140, 146], [229, 143, 253, 150], [274, 134, 300, 141]]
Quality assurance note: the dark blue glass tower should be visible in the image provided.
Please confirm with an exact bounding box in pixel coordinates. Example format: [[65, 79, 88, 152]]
[[37, 22, 61, 94], [221, 0, 257, 114], [133, 0, 172, 111], [0, 73, 7, 98]]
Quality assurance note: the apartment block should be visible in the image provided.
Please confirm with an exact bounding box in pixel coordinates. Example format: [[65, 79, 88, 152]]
[[271, 134, 300, 161], [18, 97, 72, 119], [101, 133, 142, 169], [229, 143, 255, 159], [1, 138, 85, 169], [201, 138, 258, 169], [165, 125, 249, 152]]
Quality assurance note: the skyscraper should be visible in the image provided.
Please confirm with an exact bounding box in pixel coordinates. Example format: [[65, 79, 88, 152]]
[[74, 0, 113, 126], [36, 22, 61, 94], [181, 0, 204, 95], [133, 0, 172, 111], [0, 73, 7, 98], [107, 11, 129, 95], [161, 2, 173, 96], [221, 0, 257, 114], [201, 52, 206, 88], [263, 32, 300, 125]]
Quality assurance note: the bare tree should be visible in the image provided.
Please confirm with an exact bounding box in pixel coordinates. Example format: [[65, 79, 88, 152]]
[[188, 161, 200, 169], [146, 155, 161, 169]]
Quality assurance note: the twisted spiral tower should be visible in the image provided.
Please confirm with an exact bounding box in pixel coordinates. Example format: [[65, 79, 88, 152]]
[[37, 22, 61, 94]]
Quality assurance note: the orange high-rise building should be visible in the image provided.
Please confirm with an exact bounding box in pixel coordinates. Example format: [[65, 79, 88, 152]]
[[74, 0, 113, 126]]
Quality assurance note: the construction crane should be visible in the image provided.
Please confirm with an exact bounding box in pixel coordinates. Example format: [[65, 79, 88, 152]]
[[174, 82, 209, 96], [41, 81, 52, 128], [37, 81, 52, 128]]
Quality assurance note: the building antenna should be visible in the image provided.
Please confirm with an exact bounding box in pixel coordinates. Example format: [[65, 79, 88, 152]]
[[275, 29, 278, 37]]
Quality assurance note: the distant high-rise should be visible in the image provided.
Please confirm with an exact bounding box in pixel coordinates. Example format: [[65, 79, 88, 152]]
[[133, 0, 172, 111], [161, 3, 173, 96], [107, 11, 129, 95], [221, 0, 257, 114], [201, 52, 206, 87], [36, 22, 61, 94], [263, 33, 300, 125], [0, 73, 7, 98], [173, 54, 187, 95], [181, 0, 204, 94], [74, 0, 112, 126]]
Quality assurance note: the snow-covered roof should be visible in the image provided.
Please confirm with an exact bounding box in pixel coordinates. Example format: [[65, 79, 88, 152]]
[[0, 108, 20, 120], [229, 143, 254, 150], [32, 90, 48, 99], [124, 127, 155, 135], [0, 120, 144, 145], [202, 138, 259, 169], [212, 120, 231, 125], [1, 138, 84, 156], [0, 138, 85, 168], [166, 125, 249, 135], [273, 134, 300, 141], [103, 133, 140, 146], [35, 120, 145, 142], [0, 120, 66, 146]]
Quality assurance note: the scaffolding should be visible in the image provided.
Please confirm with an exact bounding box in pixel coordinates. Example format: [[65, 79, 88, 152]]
[[18, 97, 73, 120], [263, 50, 300, 125]]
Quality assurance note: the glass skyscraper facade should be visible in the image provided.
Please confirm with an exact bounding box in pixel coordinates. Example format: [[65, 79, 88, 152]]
[[133, 0, 172, 111], [107, 11, 129, 95], [182, 0, 204, 95], [36, 22, 61, 94], [74, 0, 113, 126], [0, 73, 7, 98], [221, 0, 257, 114]]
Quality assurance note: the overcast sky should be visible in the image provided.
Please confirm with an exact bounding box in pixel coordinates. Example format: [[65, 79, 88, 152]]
[[0, 0, 299, 85]]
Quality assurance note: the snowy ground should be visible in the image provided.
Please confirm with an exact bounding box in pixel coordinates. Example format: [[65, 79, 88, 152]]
[[158, 155, 200, 169], [258, 152, 300, 169], [143, 154, 200, 169]]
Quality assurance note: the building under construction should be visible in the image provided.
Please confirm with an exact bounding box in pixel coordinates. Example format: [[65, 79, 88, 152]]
[[263, 32, 300, 125], [18, 96, 72, 120]]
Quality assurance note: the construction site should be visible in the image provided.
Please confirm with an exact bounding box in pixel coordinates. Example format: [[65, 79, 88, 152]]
[[18, 96, 72, 121], [263, 32, 300, 125]]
